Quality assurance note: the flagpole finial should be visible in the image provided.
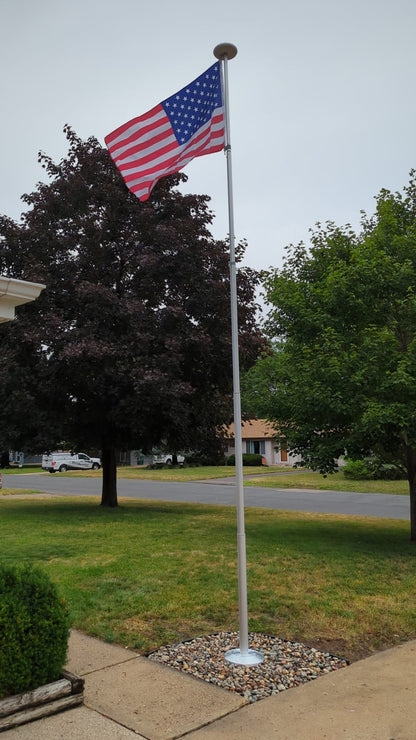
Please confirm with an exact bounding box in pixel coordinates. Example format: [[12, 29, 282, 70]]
[[213, 43, 238, 60]]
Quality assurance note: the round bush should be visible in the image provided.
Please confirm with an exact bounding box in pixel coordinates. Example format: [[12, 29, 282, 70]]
[[0, 564, 71, 698]]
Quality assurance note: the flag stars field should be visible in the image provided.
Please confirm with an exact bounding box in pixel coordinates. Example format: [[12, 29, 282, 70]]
[[163, 69, 221, 143]]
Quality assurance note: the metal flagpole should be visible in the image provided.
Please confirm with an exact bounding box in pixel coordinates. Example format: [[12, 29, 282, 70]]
[[213, 43, 263, 667]]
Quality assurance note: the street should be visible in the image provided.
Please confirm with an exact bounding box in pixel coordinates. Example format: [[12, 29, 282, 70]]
[[1, 473, 409, 519]]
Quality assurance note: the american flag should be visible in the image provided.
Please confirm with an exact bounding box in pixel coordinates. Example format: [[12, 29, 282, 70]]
[[105, 62, 225, 202]]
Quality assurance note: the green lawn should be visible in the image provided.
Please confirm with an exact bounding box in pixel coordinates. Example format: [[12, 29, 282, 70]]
[[54, 465, 410, 495], [61, 465, 269, 481], [0, 489, 41, 496], [0, 496, 415, 662], [0, 466, 44, 474], [244, 471, 409, 495]]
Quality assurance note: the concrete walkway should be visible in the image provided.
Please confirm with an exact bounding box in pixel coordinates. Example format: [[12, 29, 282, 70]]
[[2, 631, 416, 739]]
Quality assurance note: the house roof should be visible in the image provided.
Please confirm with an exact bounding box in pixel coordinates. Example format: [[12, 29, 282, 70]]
[[223, 418, 279, 440]]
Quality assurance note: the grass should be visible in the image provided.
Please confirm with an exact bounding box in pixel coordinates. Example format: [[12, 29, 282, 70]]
[[0, 466, 44, 474], [0, 489, 41, 496], [244, 471, 409, 495], [62, 465, 269, 481], [0, 495, 415, 662], [54, 465, 410, 495]]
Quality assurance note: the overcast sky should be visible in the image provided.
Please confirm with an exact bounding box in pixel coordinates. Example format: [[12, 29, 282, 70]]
[[2, 0, 416, 274]]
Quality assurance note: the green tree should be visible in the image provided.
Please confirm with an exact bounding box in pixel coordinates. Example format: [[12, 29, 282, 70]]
[[244, 172, 416, 539], [0, 126, 263, 506]]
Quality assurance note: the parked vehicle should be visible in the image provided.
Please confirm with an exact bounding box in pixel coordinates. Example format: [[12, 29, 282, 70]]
[[42, 452, 101, 473], [152, 453, 185, 465]]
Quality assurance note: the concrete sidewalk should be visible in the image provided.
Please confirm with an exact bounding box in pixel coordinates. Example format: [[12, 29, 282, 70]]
[[3, 631, 416, 739]]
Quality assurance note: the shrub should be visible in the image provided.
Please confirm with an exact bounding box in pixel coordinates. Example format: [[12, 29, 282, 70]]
[[0, 564, 71, 698], [225, 453, 264, 466], [342, 459, 374, 480], [343, 458, 407, 481]]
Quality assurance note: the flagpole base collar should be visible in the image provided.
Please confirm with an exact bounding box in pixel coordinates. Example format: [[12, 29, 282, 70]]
[[214, 43, 238, 60], [225, 648, 264, 666]]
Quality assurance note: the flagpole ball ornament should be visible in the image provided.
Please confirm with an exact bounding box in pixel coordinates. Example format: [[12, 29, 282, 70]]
[[213, 43, 238, 60]]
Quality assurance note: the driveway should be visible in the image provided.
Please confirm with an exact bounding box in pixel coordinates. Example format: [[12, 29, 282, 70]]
[[1, 473, 409, 519]]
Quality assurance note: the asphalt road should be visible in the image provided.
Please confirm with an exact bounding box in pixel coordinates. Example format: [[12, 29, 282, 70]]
[[1, 472, 409, 520]]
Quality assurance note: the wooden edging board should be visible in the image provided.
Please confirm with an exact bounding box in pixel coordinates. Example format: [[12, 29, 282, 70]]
[[0, 670, 84, 732]]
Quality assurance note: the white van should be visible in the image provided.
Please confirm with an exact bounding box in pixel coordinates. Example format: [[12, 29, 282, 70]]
[[42, 452, 101, 473]]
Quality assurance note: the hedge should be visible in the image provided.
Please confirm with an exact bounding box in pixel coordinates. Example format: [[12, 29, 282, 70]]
[[225, 453, 264, 466]]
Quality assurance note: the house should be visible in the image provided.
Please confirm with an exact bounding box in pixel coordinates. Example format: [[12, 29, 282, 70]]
[[223, 418, 302, 466]]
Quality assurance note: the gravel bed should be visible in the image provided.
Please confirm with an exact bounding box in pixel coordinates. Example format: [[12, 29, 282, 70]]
[[148, 631, 349, 703]]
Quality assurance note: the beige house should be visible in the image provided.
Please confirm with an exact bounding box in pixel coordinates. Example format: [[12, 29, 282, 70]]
[[0, 276, 45, 324], [223, 418, 301, 466]]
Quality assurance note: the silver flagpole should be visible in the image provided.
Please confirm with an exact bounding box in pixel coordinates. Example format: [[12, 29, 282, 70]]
[[213, 43, 263, 666]]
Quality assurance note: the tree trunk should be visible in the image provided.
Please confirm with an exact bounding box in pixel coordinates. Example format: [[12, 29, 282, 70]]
[[101, 446, 118, 507], [406, 447, 416, 541]]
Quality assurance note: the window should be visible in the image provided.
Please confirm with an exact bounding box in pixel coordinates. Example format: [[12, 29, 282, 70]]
[[246, 440, 265, 455]]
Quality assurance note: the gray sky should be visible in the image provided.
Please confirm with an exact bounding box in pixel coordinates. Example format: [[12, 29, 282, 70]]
[[2, 0, 416, 273]]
